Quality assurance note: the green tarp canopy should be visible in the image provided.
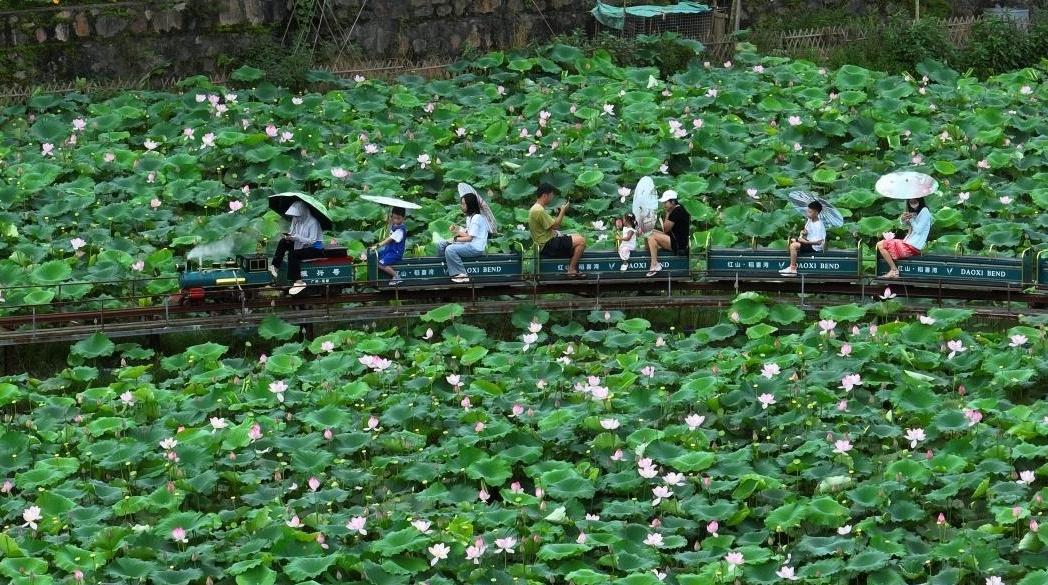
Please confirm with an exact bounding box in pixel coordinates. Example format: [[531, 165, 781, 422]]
[[592, 1, 711, 30]]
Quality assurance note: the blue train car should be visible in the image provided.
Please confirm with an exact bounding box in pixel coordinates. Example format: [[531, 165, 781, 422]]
[[535, 250, 691, 281], [875, 253, 1024, 289], [1036, 250, 1048, 288], [366, 252, 524, 287], [706, 247, 862, 280]]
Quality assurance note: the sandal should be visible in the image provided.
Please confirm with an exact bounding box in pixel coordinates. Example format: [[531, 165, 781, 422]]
[[645, 262, 664, 278], [451, 274, 470, 283], [880, 270, 899, 279]]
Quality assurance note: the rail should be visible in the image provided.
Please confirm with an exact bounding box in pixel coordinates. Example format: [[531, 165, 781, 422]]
[[0, 276, 1044, 348]]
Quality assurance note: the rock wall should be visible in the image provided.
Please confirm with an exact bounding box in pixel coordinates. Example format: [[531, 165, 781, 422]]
[[0, 0, 594, 84], [739, 0, 1042, 24]]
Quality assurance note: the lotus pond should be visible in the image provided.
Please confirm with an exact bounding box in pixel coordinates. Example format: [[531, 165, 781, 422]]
[[1, 43, 1048, 310], [1, 298, 1047, 584]]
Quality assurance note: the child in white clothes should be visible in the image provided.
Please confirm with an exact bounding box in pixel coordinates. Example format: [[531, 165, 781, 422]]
[[616, 213, 638, 271]]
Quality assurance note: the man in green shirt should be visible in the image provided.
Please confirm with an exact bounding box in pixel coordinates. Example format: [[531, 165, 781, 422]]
[[528, 183, 587, 277]]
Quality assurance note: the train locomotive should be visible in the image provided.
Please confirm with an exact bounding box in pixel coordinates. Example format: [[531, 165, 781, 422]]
[[174, 245, 356, 304]]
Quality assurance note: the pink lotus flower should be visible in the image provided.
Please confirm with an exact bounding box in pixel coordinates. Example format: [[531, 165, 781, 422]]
[[346, 516, 367, 535], [159, 437, 178, 450], [496, 85, 506, 96], [321, 340, 335, 352], [1019, 470, 1036, 485], [577, 532, 588, 544], [364, 143, 379, 155], [456, 127, 467, 137], [963, 408, 982, 426], [478, 488, 490, 502], [120, 391, 135, 405], [840, 374, 862, 391], [323, 429, 333, 440], [367, 416, 380, 430], [937, 512, 946, 525], [423, 328, 433, 340], [465, 538, 486, 564], [210, 417, 227, 430], [818, 319, 837, 334], [446, 374, 462, 388], [1020, 85, 1033, 95], [600, 418, 620, 430], [723, 60, 733, 68], [602, 104, 614, 115], [417, 153, 432, 168], [460, 397, 472, 410], [837, 399, 848, 412], [143, 139, 159, 150], [22, 506, 42, 530], [590, 386, 609, 400], [511, 404, 525, 417], [287, 515, 303, 529], [428, 543, 450, 565], [833, 439, 853, 454], [706, 88, 718, 98], [881, 286, 896, 299], [411, 519, 432, 533], [201, 133, 216, 148], [308, 476, 320, 492], [41, 143, 55, 156], [746, 188, 759, 200], [104, 152, 116, 162], [641, 365, 656, 378], [793, 142, 802, 151], [777, 565, 798, 581], [279, 131, 293, 143], [228, 200, 244, 213], [495, 536, 516, 554], [331, 167, 349, 179], [911, 154, 923, 165], [1031, 519, 1039, 532], [644, 532, 664, 547], [663, 472, 685, 486], [704, 520, 719, 537], [761, 363, 780, 379], [611, 449, 624, 461], [692, 118, 704, 128], [171, 527, 188, 543], [838, 524, 852, 535], [685, 414, 705, 430], [725, 551, 744, 568], [957, 191, 970, 203], [839, 343, 852, 356], [919, 315, 935, 325], [248, 424, 263, 440], [652, 485, 674, 506], [73, 569, 84, 582], [753, 64, 765, 73], [787, 115, 802, 126], [758, 393, 776, 409], [986, 577, 1004, 585], [905, 427, 926, 448], [291, 97, 303, 105], [1009, 334, 1028, 347], [70, 237, 86, 251], [977, 159, 990, 169], [946, 340, 966, 359], [269, 380, 287, 402], [1, 480, 12, 493]]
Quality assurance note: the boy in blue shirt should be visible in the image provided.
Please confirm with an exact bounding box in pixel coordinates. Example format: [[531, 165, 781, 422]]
[[371, 207, 407, 285]]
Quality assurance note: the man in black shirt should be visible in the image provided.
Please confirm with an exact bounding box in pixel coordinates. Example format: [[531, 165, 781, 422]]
[[646, 190, 691, 277]]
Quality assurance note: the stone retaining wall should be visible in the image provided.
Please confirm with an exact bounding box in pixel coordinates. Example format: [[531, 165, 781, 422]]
[[0, 0, 594, 83]]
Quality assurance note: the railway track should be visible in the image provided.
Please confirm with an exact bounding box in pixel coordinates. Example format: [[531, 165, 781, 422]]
[[0, 277, 1043, 347]]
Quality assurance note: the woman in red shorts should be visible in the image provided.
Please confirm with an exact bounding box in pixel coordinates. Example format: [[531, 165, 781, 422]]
[[876, 197, 933, 278]]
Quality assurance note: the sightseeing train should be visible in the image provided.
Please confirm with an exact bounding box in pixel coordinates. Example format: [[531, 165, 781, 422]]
[[173, 240, 1048, 303]]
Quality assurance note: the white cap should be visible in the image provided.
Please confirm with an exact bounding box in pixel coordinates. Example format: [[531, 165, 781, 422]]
[[658, 190, 679, 202]]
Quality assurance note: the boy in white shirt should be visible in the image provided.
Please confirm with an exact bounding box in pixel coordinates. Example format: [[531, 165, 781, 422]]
[[779, 201, 825, 276]]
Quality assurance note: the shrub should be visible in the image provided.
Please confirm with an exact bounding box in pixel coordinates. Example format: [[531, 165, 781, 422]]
[[962, 16, 1035, 78], [879, 17, 957, 73]]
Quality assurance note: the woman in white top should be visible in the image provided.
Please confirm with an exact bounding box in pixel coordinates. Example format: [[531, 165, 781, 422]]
[[876, 197, 933, 278], [438, 192, 492, 283], [270, 201, 325, 294]]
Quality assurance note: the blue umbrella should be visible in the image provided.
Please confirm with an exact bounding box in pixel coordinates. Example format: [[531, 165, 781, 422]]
[[787, 191, 844, 228]]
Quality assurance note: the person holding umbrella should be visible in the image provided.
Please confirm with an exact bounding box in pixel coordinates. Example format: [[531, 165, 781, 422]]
[[779, 200, 826, 276], [438, 183, 497, 284], [873, 172, 937, 279], [268, 192, 332, 296]]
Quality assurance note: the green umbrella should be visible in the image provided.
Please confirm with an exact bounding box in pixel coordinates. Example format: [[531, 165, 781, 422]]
[[268, 192, 334, 230]]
